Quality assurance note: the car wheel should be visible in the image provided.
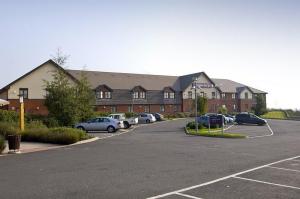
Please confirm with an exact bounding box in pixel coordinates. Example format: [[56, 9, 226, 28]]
[[146, 119, 150, 123], [107, 126, 115, 133], [124, 122, 130, 129]]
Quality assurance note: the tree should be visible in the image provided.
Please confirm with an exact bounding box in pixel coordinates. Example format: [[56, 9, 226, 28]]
[[75, 72, 96, 122], [51, 48, 70, 66], [218, 105, 228, 114], [45, 49, 95, 126], [193, 96, 208, 115], [253, 94, 267, 116]]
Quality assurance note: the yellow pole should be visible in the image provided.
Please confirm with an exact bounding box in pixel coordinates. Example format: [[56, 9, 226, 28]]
[[19, 99, 24, 131]]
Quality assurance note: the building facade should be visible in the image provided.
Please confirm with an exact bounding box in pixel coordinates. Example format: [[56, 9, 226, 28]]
[[0, 60, 267, 115]]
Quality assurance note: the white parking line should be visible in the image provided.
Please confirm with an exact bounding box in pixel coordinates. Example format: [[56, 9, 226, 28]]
[[233, 176, 300, 190], [267, 166, 300, 173], [247, 122, 274, 139], [175, 193, 203, 199], [147, 155, 300, 199]]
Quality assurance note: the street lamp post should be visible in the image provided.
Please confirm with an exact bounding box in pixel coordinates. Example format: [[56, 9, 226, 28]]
[[19, 94, 24, 131], [192, 77, 198, 133]]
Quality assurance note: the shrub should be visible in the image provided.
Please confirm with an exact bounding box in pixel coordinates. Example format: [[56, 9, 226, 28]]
[[44, 117, 60, 128], [0, 110, 19, 123], [125, 112, 138, 118], [0, 122, 19, 138], [21, 127, 89, 145], [0, 135, 6, 154], [186, 121, 203, 129], [26, 120, 47, 129], [95, 112, 110, 117]]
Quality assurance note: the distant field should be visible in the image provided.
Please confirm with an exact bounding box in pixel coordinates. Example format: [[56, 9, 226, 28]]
[[262, 111, 287, 119]]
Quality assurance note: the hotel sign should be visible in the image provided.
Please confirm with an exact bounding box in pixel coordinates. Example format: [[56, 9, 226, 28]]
[[192, 83, 214, 88]]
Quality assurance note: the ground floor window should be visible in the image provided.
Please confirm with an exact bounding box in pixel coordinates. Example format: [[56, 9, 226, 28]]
[[111, 106, 116, 113], [144, 105, 149, 113], [128, 105, 133, 112], [160, 105, 165, 112]]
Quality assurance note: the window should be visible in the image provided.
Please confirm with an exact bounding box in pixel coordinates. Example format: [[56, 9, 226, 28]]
[[140, 92, 145, 99], [188, 91, 193, 99], [144, 105, 149, 113], [105, 92, 111, 99], [212, 92, 216, 99], [96, 91, 103, 99], [233, 104, 236, 110], [200, 92, 204, 97], [128, 106, 133, 112], [111, 106, 116, 113], [221, 93, 225, 99], [169, 92, 175, 99], [232, 93, 236, 99], [173, 105, 177, 112], [160, 105, 165, 112], [133, 92, 139, 99], [164, 92, 169, 99], [19, 88, 28, 99], [245, 92, 248, 99]]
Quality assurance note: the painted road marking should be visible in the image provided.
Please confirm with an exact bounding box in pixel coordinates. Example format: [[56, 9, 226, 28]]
[[147, 155, 300, 199], [175, 192, 203, 199], [233, 176, 300, 190], [247, 122, 274, 139], [267, 166, 300, 173]]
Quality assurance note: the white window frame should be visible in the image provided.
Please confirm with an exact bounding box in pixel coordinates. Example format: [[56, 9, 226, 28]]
[[160, 105, 165, 112], [164, 92, 169, 99], [169, 92, 175, 99], [140, 92, 145, 99]]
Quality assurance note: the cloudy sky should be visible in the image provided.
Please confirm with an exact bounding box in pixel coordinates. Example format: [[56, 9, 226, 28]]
[[0, 0, 299, 109]]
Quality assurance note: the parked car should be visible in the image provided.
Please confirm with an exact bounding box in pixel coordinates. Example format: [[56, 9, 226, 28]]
[[224, 114, 235, 124], [205, 113, 228, 124], [235, 113, 266, 125], [138, 113, 156, 123], [75, 117, 123, 133], [152, 113, 164, 121], [108, 113, 138, 129], [196, 115, 209, 126]]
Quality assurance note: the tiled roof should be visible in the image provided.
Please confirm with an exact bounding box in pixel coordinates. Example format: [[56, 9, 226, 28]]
[[212, 78, 267, 94]]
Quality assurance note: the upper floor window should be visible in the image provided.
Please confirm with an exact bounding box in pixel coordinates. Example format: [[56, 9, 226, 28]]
[[140, 92, 146, 99], [19, 88, 28, 99], [95, 84, 112, 99], [105, 92, 111, 99], [245, 92, 249, 99], [188, 91, 193, 99], [133, 91, 139, 99], [232, 93, 236, 99], [169, 92, 175, 99], [212, 92, 216, 99], [164, 92, 169, 98], [164, 92, 175, 99], [221, 93, 226, 99]]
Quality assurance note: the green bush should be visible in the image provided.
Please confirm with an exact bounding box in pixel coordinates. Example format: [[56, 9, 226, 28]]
[[125, 112, 138, 118], [0, 110, 19, 123], [0, 122, 19, 138], [95, 112, 110, 117], [26, 120, 47, 129], [0, 135, 6, 154], [186, 121, 203, 129], [187, 128, 245, 138], [44, 117, 60, 128], [21, 127, 89, 145]]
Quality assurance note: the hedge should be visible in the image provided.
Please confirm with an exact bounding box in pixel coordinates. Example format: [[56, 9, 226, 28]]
[[0, 135, 6, 154], [0, 110, 19, 123], [21, 127, 90, 145]]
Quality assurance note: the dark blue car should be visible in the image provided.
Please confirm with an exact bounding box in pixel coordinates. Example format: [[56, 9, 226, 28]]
[[235, 113, 266, 125]]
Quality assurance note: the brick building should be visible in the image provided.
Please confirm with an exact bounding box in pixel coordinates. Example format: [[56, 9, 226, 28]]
[[0, 60, 267, 115]]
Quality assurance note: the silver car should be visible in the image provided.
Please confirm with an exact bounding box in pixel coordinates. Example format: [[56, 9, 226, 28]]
[[138, 113, 156, 123], [75, 117, 122, 133]]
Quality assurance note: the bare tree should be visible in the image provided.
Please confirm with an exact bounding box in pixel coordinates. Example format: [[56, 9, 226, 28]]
[[51, 48, 70, 66]]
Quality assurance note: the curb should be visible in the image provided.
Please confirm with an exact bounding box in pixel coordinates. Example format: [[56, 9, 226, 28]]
[[0, 136, 100, 157]]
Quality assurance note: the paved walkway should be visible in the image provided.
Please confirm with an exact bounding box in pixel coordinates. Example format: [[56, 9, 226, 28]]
[[1, 141, 59, 155]]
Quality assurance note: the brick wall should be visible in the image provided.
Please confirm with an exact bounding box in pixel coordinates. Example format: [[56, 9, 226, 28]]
[[8, 99, 48, 115]]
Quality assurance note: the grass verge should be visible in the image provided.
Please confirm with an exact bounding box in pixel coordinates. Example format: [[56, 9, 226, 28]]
[[186, 127, 246, 139], [261, 111, 287, 120]]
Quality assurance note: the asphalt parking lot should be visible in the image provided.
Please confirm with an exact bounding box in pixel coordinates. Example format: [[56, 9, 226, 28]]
[[0, 119, 299, 199]]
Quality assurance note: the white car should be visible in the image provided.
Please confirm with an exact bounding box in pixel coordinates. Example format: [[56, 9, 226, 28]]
[[138, 113, 156, 123], [108, 113, 138, 129], [75, 117, 123, 133]]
